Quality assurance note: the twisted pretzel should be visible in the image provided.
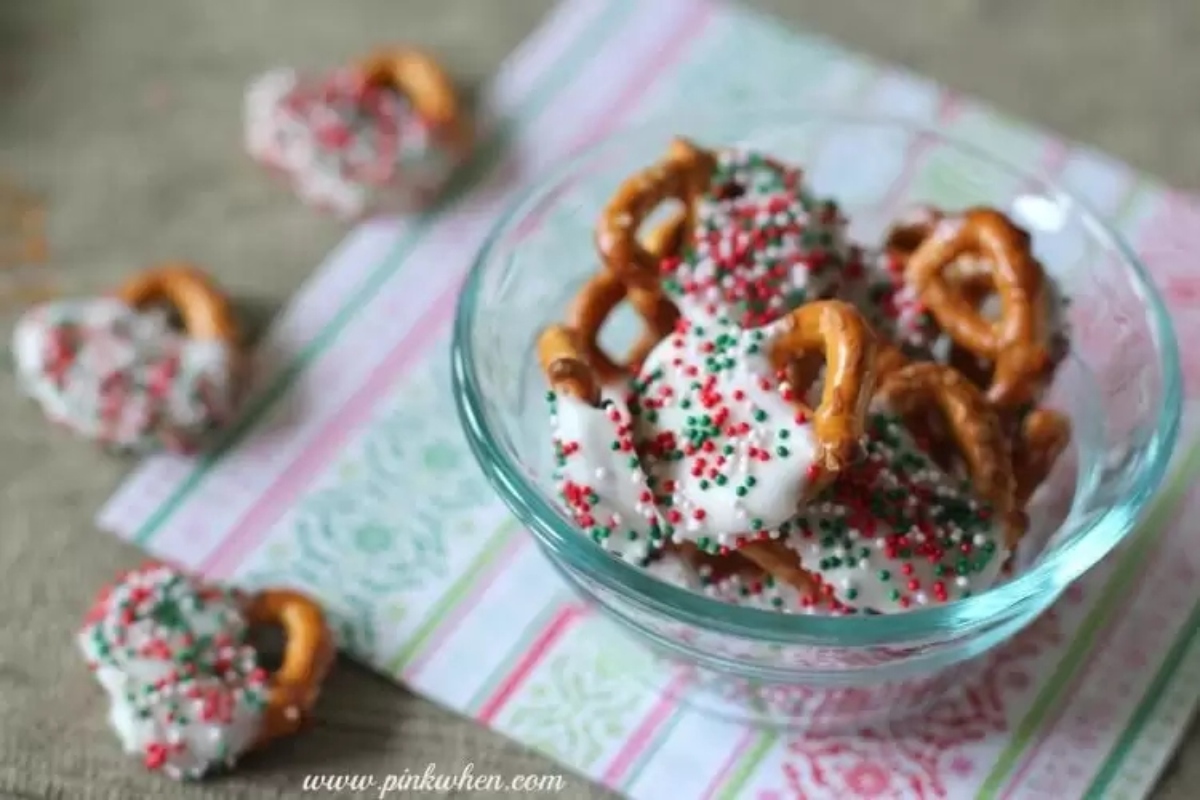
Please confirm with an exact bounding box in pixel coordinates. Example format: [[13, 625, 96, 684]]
[[244, 589, 337, 746], [565, 271, 679, 386], [870, 338, 1068, 513], [356, 48, 472, 155], [596, 137, 716, 290], [875, 362, 1025, 549], [116, 262, 240, 345], [765, 300, 879, 473], [558, 195, 688, 386], [904, 208, 1054, 409]]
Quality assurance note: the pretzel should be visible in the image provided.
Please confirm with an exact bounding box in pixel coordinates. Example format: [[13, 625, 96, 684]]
[[555, 190, 693, 386], [1011, 407, 1072, 507], [117, 262, 240, 345], [565, 271, 679, 385], [904, 208, 1054, 409], [357, 48, 472, 156], [874, 362, 1025, 549], [765, 300, 879, 474], [725, 362, 1022, 609], [77, 563, 335, 780], [537, 324, 602, 406], [736, 540, 822, 597], [244, 589, 337, 746], [671, 540, 764, 584], [13, 262, 244, 452], [883, 204, 943, 260], [870, 332, 1068, 512], [887, 206, 1040, 390], [596, 137, 716, 290]]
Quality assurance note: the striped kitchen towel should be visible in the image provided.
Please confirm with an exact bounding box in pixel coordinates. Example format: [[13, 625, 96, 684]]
[[98, 0, 1200, 797]]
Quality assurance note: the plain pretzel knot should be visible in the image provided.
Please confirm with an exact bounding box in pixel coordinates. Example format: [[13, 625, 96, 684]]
[[903, 207, 1055, 410]]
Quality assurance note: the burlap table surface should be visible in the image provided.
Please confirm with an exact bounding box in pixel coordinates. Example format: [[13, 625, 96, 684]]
[[0, 1, 1197, 798]]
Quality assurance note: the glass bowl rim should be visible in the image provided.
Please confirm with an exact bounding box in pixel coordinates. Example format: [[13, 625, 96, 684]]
[[452, 109, 1183, 645]]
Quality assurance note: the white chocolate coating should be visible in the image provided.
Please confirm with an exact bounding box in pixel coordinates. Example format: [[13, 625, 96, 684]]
[[13, 298, 237, 452], [779, 405, 1009, 613], [78, 564, 269, 780], [550, 390, 664, 565], [635, 312, 820, 548], [244, 67, 458, 218]]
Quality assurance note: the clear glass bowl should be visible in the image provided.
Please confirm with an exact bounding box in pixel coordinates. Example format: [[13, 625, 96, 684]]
[[451, 113, 1181, 730]]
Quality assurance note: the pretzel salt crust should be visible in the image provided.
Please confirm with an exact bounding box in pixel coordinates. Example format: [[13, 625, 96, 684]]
[[904, 208, 1056, 409], [78, 564, 333, 780], [13, 263, 242, 452]]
